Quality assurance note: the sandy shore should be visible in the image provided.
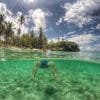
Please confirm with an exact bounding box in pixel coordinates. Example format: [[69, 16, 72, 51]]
[[1, 46, 41, 52]]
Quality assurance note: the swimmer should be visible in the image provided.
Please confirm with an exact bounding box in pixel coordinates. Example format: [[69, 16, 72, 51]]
[[32, 46, 59, 81]]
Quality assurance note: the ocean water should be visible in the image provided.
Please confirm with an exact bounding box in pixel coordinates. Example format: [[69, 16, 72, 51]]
[[0, 48, 100, 100]]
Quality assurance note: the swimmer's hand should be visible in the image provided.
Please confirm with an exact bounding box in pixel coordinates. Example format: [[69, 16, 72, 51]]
[[32, 62, 39, 82], [32, 75, 34, 81], [55, 74, 61, 82]]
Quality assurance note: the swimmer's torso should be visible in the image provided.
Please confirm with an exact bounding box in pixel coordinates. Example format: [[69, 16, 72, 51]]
[[39, 59, 49, 68]]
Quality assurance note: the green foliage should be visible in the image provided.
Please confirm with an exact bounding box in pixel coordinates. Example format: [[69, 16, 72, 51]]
[[29, 30, 36, 48], [48, 41, 80, 52], [20, 34, 31, 48], [0, 14, 5, 35], [0, 24, 5, 35], [63, 41, 80, 52], [38, 27, 47, 49], [17, 14, 25, 36], [4, 22, 14, 45]]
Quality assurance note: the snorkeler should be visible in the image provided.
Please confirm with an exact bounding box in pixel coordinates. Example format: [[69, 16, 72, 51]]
[[32, 46, 59, 81]]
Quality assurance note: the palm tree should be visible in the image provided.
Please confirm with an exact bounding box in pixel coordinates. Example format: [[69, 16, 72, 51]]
[[17, 14, 25, 36], [0, 14, 5, 35], [38, 27, 47, 49], [30, 30, 36, 48], [17, 14, 25, 47], [0, 14, 5, 24], [4, 22, 14, 46]]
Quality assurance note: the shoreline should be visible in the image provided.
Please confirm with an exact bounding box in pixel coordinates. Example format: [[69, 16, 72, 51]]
[[0, 46, 42, 52], [0, 46, 81, 52]]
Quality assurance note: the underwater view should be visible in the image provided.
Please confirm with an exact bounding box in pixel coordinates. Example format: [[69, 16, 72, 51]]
[[0, 48, 100, 100]]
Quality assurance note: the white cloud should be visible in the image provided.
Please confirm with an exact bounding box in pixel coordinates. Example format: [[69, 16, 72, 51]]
[[67, 34, 100, 45], [0, 2, 13, 23], [61, 0, 100, 27], [0, 3, 29, 35], [20, 24, 29, 34], [56, 18, 63, 25], [48, 38, 58, 43], [93, 44, 100, 51], [80, 45, 92, 51], [67, 31, 76, 35], [96, 24, 100, 30], [0, 2, 49, 36], [0, 2, 49, 35], [16, 11, 23, 18], [67, 33, 100, 51], [80, 44, 100, 51], [0, 3, 7, 14], [23, 0, 35, 3], [13, 12, 29, 35], [48, 36, 65, 43], [28, 9, 48, 31], [63, 3, 72, 11]]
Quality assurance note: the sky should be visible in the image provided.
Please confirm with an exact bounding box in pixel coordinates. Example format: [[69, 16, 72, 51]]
[[0, 0, 100, 51]]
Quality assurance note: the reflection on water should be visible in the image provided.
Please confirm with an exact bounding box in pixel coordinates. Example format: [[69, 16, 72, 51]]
[[0, 48, 100, 63], [0, 48, 6, 61]]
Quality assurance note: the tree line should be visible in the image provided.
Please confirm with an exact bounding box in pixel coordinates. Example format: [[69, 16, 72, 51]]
[[0, 13, 80, 52], [48, 40, 80, 52], [0, 14, 47, 49]]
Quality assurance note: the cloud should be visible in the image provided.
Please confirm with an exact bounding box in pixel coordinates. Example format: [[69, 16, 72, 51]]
[[67, 33, 100, 51], [60, 0, 100, 27], [93, 44, 100, 51], [20, 24, 29, 34], [0, 3, 16, 31], [96, 24, 100, 30], [56, 18, 63, 26], [0, 3, 7, 14], [67, 34, 100, 45], [28, 9, 48, 31], [0, 3, 13, 22], [23, 0, 35, 3], [67, 31, 76, 35], [0, 3, 29, 35], [80, 44, 100, 51], [0, 2, 49, 36], [13, 11, 29, 35]]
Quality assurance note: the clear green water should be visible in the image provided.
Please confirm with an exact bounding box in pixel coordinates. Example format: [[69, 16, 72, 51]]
[[0, 48, 100, 100]]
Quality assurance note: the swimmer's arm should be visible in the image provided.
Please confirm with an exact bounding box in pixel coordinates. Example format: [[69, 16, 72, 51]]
[[32, 62, 39, 81], [48, 62, 60, 81]]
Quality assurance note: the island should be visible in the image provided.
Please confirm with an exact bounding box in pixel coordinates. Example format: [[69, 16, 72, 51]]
[[0, 14, 80, 52]]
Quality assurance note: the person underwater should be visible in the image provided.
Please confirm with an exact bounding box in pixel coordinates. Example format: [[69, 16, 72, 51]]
[[32, 46, 59, 81]]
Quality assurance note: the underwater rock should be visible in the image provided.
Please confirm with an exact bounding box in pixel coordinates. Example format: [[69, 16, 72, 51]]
[[44, 85, 56, 95]]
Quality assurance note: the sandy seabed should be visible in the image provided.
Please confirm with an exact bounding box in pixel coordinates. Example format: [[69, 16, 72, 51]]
[[0, 59, 100, 100]]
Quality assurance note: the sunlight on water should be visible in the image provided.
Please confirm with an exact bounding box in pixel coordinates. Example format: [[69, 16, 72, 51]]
[[0, 48, 6, 61]]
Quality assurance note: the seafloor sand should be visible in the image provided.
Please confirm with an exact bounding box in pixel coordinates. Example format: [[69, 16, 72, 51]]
[[0, 59, 100, 100]]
